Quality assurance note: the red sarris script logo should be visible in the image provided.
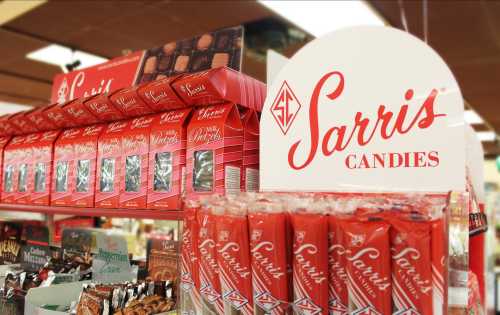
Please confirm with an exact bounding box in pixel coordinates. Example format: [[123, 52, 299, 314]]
[[271, 81, 301, 135], [286, 71, 446, 170]]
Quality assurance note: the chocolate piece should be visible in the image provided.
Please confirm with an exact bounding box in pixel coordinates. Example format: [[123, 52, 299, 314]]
[[163, 42, 177, 55], [190, 51, 212, 72], [174, 55, 190, 73], [211, 52, 230, 68], [155, 74, 168, 80], [196, 33, 213, 50], [143, 56, 157, 74], [177, 38, 194, 52], [214, 29, 236, 50], [157, 55, 173, 72], [140, 74, 155, 83]]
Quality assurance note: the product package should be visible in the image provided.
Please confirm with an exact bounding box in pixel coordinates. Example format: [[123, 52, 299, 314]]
[[51, 128, 84, 206], [328, 215, 349, 314], [95, 120, 130, 208], [172, 66, 267, 111], [0, 136, 11, 199], [119, 116, 154, 208], [41, 103, 78, 129], [137, 76, 186, 112], [82, 93, 127, 122], [60, 96, 100, 126], [1, 135, 26, 203], [30, 130, 60, 205], [72, 124, 106, 207], [214, 202, 254, 315], [108, 86, 154, 118], [186, 103, 243, 198], [25, 106, 58, 131], [240, 108, 260, 192], [8, 111, 39, 134], [0, 114, 21, 136], [180, 200, 202, 314], [147, 109, 191, 210]]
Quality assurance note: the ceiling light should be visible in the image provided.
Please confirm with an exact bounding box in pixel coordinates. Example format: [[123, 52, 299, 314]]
[[0, 102, 33, 115], [464, 110, 484, 125], [26, 44, 108, 70], [475, 131, 497, 142], [258, 0, 386, 37]]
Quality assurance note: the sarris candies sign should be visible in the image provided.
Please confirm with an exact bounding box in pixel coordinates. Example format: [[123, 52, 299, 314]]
[[260, 26, 465, 193]]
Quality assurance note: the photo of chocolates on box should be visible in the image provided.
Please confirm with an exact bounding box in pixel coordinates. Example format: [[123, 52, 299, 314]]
[[135, 26, 243, 84]]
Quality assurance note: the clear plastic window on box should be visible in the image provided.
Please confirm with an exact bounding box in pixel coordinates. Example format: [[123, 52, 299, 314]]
[[193, 150, 213, 192], [3, 165, 14, 192], [100, 158, 115, 192], [55, 161, 69, 192], [17, 163, 28, 192], [154, 152, 172, 192], [125, 155, 141, 193], [76, 159, 90, 193], [34, 162, 46, 192]]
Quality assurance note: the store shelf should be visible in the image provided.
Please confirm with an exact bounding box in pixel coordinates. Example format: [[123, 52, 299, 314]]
[[0, 203, 184, 220]]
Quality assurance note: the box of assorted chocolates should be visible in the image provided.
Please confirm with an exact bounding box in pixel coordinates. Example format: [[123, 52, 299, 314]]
[[95, 121, 130, 208], [119, 116, 154, 209], [30, 130, 60, 205], [51, 128, 84, 206], [172, 66, 267, 111], [147, 108, 192, 210], [71, 124, 106, 207], [1, 135, 26, 203], [185, 103, 243, 198]]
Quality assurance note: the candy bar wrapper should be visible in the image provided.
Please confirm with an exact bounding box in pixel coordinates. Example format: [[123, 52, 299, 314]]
[[83, 94, 126, 122], [291, 212, 328, 315], [249, 210, 289, 314], [119, 116, 154, 208], [96, 121, 129, 208], [186, 103, 243, 199], [341, 218, 392, 315], [215, 210, 254, 315], [172, 66, 267, 112], [147, 109, 191, 210], [71, 125, 105, 207], [328, 216, 349, 315], [51, 128, 83, 206], [30, 131, 60, 205], [197, 207, 224, 314], [108, 86, 154, 118], [430, 218, 446, 315], [390, 217, 433, 315], [180, 201, 202, 314]]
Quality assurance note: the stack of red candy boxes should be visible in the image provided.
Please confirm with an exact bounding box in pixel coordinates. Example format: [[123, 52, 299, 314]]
[[180, 192, 451, 315]]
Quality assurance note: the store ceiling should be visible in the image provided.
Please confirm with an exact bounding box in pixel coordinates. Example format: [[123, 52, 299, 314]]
[[0, 0, 499, 154]]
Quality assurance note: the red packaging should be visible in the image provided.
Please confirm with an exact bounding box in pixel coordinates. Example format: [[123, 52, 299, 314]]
[[15, 133, 42, 204], [41, 103, 78, 129], [8, 111, 39, 134], [119, 116, 154, 208], [30, 130, 60, 205], [341, 219, 392, 315], [432, 218, 446, 315], [390, 217, 433, 315], [147, 109, 191, 210], [180, 201, 202, 313], [215, 211, 253, 315], [186, 103, 243, 198], [328, 216, 349, 314], [240, 108, 259, 192], [0, 114, 21, 136], [51, 128, 84, 206], [0, 136, 11, 198], [108, 85, 154, 118], [82, 94, 126, 122], [1, 135, 26, 203], [60, 96, 100, 126], [137, 76, 186, 112], [172, 67, 267, 111], [95, 120, 130, 208], [25, 107, 58, 131], [71, 124, 106, 207], [248, 210, 289, 314], [291, 212, 328, 315], [197, 207, 224, 314]]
